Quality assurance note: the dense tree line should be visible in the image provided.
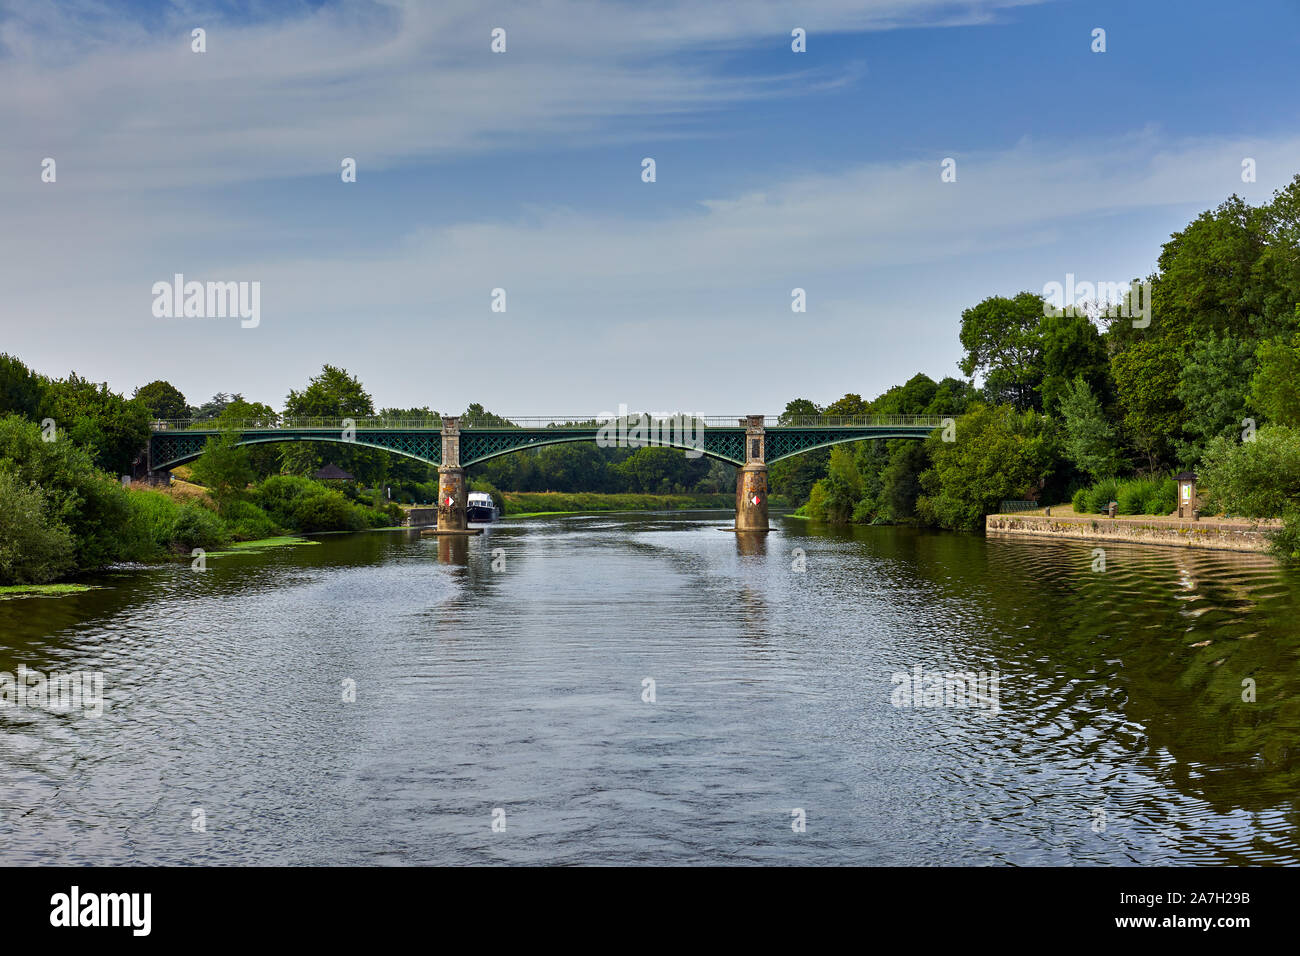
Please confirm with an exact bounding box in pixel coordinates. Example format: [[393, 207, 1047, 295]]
[[793, 174, 1300, 556]]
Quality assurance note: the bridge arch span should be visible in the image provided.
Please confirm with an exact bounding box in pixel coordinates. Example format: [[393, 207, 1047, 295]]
[[148, 431, 444, 473], [459, 431, 742, 468]]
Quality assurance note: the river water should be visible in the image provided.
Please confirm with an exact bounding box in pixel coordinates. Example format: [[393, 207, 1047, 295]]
[[2, 512, 1298, 865]]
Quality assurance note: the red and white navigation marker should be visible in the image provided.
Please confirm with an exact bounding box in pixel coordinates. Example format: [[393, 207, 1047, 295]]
[[444, 496, 454, 507], [751, 494, 762, 506]]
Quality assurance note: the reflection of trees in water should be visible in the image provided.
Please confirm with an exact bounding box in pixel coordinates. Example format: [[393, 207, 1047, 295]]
[[808, 524, 1300, 819], [1090, 549, 1300, 815]]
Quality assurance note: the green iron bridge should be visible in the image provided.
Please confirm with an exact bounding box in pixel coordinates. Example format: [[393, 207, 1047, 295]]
[[146, 414, 948, 532], [147, 415, 946, 471]]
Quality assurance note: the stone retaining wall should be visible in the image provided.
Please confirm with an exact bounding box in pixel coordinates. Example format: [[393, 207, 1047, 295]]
[[403, 507, 438, 527], [985, 514, 1276, 553]]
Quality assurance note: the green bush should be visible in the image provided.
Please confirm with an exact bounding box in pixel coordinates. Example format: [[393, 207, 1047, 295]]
[[292, 489, 362, 532], [1273, 505, 1300, 560], [1074, 475, 1181, 517], [1146, 478, 1177, 515], [0, 469, 77, 584], [221, 499, 280, 541], [851, 497, 878, 523], [0, 413, 132, 572], [120, 488, 182, 560], [1199, 425, 1300, 559], [253, 474, 319, 526], [1117, 478, 1154, 515], [356, 505, 396, 528], [171, 503, 229, 550], [358, 497, 403, 526], [1199, 426, 1300, 519], [1085, 478, 1121, 514], [251, 474, 404, 533], [1199, 488, 1222, 516]]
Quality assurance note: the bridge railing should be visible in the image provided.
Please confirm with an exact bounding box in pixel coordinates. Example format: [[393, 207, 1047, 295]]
[[774, 415, 946, 428], [151, 417, 442, 431], [151, 414, 949, 432]]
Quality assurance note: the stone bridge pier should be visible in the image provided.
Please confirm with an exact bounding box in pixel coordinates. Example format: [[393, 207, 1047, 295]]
[[735, 415, 769, 532], [437, 417, 468, 532]]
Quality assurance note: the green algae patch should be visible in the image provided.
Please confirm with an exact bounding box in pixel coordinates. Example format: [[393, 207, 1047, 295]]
[[204, 536, 320, 556], [0, 583, 103, 601]]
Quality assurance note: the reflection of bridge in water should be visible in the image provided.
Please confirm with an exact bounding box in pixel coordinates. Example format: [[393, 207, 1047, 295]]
[[147, 414, 946, 532]]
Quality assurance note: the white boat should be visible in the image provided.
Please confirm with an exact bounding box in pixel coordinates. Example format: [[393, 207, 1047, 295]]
[[466, 491, 500, 523]]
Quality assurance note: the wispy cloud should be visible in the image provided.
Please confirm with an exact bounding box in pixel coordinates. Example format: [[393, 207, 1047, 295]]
[[1, 0, 1045, 190]]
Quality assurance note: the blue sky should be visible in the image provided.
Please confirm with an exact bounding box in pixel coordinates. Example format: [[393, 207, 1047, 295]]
[[3, 0, 1298, 415]]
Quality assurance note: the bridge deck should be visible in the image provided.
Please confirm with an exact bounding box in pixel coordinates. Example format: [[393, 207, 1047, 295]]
[[147, 417, 946, 471]]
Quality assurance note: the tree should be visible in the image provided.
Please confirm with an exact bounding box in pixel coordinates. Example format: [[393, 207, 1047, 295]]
[[1199, 425, 1300, 520], [1175, 332, 1258, 467], [1038, 310, 1111, 414], [849, 440, 889, 521], [284, 366, 375, 419], [43, 373, 151, 475], [916, 403, 1058, 531], [193, 392, 242, 422], [872, 374, 936, 416], [1059, 377, 1121, 480], [1250, 325, 1300, 428], [460, 403, 515, 427], [824, 393, 871, 417], [189, 431, 254, 512], [958, 292, 1047, 411], [771, 398, 829, 501], [133, 380, 189, 421], [879, 442, 929, 520], [806, 445, 862, 523], [1107, 293, 1187, 471], [0, 353, 48, 420], [202, 397, 281, 479], [777, 398, 821, 424], [0, 468, 76, 585], [281, 365, 382, 481], [1105, 189, 1284, 470], [1252, 175, 1300, 331], [616, 446, 709, 493], [925, 377, 977, 416], [1155, 194, 1271, 340]]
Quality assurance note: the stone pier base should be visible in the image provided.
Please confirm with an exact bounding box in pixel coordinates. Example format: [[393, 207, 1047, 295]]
[[735, 463, 770, 532], [437, 466, 467, 531]]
